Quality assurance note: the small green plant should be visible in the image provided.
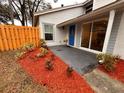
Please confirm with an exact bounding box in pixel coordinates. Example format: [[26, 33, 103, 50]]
[[96, 53, 104, 61], [113, 55, 120, 62], [66, 66, 73, 76], [39, 39, 48, 50], [63, 39, 68, 43], [21, 43, 35, 52], [39, 39, 46, 46], [42, 48, 48, 55], [51, 54, 55, 61], [15, 51, 26, 60], [40, 47, 48, 55], [35, 47, 48, 59], [45, 59, 54, 70], [35, 53, 44, 58], [96, 53, 120, 72]]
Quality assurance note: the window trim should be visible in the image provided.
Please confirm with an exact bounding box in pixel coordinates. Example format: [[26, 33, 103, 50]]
[[43, 23, 55, 41]]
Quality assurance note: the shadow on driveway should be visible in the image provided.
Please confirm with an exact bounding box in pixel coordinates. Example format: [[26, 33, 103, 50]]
[[49, 45, 98, 74]]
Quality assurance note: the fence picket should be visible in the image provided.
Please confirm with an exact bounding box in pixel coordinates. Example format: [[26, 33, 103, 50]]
[[0, 25, 40, 51], [5, 26, 12, 50], [1, 26, 9, 51], [0, 27, 4, 51]]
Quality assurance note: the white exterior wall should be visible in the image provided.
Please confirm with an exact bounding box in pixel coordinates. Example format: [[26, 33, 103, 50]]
[[113, 11, 124, 59], [39, 7, 84, 46], [93, 0, 117, 10]]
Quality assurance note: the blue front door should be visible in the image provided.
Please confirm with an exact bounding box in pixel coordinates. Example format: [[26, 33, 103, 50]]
[[69, 25, 75, 46]]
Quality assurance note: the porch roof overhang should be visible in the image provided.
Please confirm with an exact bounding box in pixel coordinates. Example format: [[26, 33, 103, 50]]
[[57, 0, 124, 27]]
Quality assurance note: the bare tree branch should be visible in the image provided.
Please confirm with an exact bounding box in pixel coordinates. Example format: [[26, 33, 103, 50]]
[[11, 3, 22, 22], [0, 0, 53, 26], [32, 0, 37, 13], [11, 0, 21, 11], [35, 0, 42, 12], [18, 0, 22, 5]]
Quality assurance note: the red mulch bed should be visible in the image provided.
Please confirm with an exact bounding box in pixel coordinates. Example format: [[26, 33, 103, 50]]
[[98, 60, 124, 83], [18, 49, 94, 93]]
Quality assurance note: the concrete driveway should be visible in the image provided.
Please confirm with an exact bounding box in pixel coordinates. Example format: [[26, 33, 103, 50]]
[[49, 45, 98, 74]]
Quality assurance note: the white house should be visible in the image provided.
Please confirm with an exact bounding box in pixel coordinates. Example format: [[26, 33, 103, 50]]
[[34, 1, 88, 46], [34, 0, 124, 59]]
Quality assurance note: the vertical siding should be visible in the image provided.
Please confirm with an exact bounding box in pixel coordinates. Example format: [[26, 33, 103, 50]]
[[93, 0, 117, 10], [113, 11, 124, 59], [107, 11, 123, 53]]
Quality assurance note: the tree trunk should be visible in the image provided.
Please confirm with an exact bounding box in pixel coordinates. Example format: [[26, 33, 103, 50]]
[[21, 5, 25, 26], [8, 0, 14, 25]]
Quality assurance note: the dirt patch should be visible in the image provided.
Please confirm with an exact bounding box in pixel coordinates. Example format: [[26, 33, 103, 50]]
[[0, 51, 48, 93]]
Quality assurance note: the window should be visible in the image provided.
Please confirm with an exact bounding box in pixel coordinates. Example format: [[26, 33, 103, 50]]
[[84, 0, 93, 13], [81, 18, 108, 51], [90, 20, 108, 51], [44, 24, 54, 41], [81, 23, 92, 48]]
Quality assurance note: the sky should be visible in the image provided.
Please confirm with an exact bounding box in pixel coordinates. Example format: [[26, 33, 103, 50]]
[[46, 0, 87, 8]]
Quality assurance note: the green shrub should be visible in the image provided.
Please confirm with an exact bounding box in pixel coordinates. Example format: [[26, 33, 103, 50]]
[[39, 39, 48, 50], [96, 53, 120, 72], [21, 43, 35, 52], [96, 53, 105, 61], [35, 53, 44, 58], [103, 54, 116, 72], [66, 66, 73, 76], [35, 47, 48, 58], [63, 39, 68, 43], [39, 39, 46, 46], [113, 55, 120, 62], [40, 47, 48, 55], [45, 59, 53, 71], [15, 43, 35, 60], [15, 51, 26, 60]]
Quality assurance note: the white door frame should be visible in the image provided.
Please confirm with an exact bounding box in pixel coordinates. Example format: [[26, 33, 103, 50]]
[[74, 24, 78, 47]]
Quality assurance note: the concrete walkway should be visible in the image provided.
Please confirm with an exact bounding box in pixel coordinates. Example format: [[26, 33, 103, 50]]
[[84, 69, 124, 93], [49, 45, 98, 74]]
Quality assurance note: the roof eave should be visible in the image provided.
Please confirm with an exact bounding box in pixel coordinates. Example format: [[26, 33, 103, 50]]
[[34, 0, 92, 16], [57, 0, 124, 27]]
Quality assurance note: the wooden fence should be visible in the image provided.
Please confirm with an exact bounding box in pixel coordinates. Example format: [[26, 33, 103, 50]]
[[0, 25, 40, 51]]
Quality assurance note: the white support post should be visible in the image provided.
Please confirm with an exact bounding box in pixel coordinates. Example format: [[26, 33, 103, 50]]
[[74, 24, 77, 47], [103, 10, 116, 53]]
